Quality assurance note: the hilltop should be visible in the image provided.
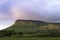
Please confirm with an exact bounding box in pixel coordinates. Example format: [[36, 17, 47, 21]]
[[6, 20, 60, 32]]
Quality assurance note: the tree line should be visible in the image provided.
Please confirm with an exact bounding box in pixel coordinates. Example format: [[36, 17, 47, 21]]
[[0, 29, 60, 37]]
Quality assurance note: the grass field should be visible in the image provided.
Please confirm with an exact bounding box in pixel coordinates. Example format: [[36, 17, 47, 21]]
[[0, 37, 60, 40]]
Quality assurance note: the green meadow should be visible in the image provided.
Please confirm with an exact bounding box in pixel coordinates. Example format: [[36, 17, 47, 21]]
[[0, 37, 60, 40]]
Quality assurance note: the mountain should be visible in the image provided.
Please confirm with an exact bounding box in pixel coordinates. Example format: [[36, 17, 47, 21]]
[[6, 20, 60, 32]]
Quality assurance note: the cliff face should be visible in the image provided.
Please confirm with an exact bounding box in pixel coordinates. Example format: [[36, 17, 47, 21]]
[[6, 20, 60, 32]]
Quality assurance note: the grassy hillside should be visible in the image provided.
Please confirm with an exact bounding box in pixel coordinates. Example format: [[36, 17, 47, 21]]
[[6, 20, 60, 32], [6, 20, 47, 32], [0, 20, 60, 37]]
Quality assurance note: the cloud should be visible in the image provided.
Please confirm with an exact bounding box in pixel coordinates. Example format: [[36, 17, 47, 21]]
[[0, 13, 7, 19], [10, 5, 44, 21], [0, 0, 7, 4], [9, 0, 60, 23], [10, 6, 23, 20], [10, 0, 48, 21]]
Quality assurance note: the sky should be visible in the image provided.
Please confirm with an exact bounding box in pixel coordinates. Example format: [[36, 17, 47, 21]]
[[0, 0, 60, 30]]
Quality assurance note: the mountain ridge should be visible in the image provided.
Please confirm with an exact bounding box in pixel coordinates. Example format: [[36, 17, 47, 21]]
[[6, 20, 60, 32]]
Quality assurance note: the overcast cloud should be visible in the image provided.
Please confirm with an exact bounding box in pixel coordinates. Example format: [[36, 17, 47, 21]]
[[0, 0, 60, 30]]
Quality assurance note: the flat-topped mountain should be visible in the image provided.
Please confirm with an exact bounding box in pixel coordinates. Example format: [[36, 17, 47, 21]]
[[1, 20, 60, 37], [6, 20, 60, 32]]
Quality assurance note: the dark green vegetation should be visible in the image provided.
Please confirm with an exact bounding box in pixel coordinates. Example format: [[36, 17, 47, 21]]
[[0, 20, 60, 37], [0, 37, 60, 40], [0, 20, 60, 40]]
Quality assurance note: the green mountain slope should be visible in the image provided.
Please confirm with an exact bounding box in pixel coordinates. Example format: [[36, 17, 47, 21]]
[[6, 20, 60, 32], [0, 20, 60, 37]]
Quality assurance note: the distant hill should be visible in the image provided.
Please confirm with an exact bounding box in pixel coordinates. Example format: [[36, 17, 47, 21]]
[[1, 20, 60, 37], [6, 20, 60, 32]]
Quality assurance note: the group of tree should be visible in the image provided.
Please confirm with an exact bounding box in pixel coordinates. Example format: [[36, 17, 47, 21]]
[[0, 29, 60, 37]]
